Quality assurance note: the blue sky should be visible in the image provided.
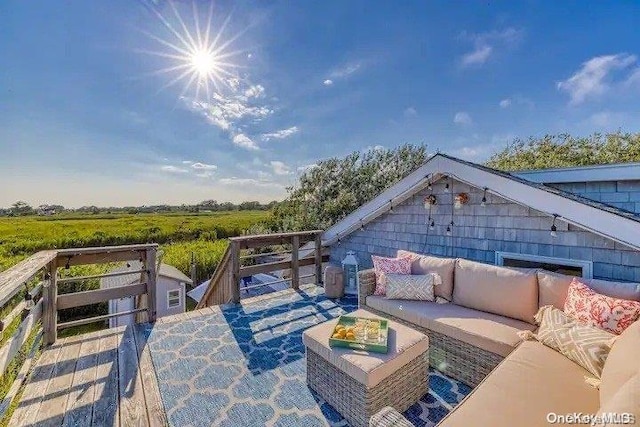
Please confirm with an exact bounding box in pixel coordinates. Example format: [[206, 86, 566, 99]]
[[2, 1, 640, 207]]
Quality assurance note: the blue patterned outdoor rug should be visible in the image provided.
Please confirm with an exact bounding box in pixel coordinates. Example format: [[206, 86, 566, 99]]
[[143, 286, 471, 426]]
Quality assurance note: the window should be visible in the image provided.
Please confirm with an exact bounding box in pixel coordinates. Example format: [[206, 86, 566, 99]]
[[495, 252, 593, 278], [167, 289, 181, 308]]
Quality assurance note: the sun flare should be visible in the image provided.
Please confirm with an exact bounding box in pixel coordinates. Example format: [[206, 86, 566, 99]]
[[139, 1, 244, 100]]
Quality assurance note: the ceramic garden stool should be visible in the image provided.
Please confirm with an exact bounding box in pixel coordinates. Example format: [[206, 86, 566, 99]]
[[303, 309, 429, 427], [323, 265, 344, 298]]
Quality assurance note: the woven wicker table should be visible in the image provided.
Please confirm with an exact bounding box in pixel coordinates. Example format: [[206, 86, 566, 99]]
[[303, 309, 429, 427]]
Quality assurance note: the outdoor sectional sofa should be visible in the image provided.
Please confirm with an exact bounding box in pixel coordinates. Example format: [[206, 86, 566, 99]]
[[359, 250, 640, 426]]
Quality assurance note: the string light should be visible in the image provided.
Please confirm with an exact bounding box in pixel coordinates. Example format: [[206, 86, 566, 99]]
[[481, 187, 488, 207], [444, 177, 450, 193], [446, 221, 453, 236], [429, 218, 435, 230], [389, 200, 394, 213], [23, 284, 34, 311], [550, 214, 559, 238], [360, 221, 365, 232]]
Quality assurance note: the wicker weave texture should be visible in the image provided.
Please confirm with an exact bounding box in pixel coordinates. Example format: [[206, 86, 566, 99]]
[[306, 349, 429, 427], [368, 406, 414, 427], [357, 269, 503, 387]]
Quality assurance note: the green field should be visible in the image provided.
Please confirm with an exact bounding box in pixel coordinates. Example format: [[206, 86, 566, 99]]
[[0, 211, 270, 276]]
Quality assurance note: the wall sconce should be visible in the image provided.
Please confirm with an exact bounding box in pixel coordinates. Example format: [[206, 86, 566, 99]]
[[453, 193, 469, 210], [423, 194, 437, 209]]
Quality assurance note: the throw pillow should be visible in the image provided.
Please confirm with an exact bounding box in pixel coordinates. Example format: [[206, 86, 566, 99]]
[[371, 255, 412, 296], [384, 273, 436, 301], [523, 305, 616, 382], [564, 278, 640, 335]]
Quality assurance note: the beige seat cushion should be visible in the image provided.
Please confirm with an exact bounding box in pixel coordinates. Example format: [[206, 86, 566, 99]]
[[302, 309, 429, 388], [366, 296, 534, 357], [600, 320, 640, 404], [597, 374, 640, 426], [538, 270, 640, 310], [453, 259, 538, 324], [397, 250, 456, 301], [438, 340, 600, 427]]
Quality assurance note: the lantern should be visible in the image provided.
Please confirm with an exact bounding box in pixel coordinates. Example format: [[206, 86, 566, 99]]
[[341, 251, 359, 297]]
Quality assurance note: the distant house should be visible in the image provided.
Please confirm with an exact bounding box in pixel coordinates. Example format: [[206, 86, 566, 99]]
[[101, 261, 192, 328]]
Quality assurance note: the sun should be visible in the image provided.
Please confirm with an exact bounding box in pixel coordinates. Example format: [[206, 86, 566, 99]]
[[138, 1, 244, 100], [191, 49, 217, 78]]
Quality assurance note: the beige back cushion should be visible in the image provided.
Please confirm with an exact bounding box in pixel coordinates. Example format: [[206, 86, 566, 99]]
[[538, 270, 640, 310], [397, 250, 456, 301], [597, 373, 640, 424], [453, 258, 539, 324], [600, 320, 640, 404]]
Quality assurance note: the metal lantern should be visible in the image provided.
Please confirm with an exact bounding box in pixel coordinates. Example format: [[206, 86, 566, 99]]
[[341, 251, 359, 296]]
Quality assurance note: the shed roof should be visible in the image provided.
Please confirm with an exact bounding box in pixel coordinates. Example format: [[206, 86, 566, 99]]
[[100, 261, 192, 289], [322, 153, 640, 250]]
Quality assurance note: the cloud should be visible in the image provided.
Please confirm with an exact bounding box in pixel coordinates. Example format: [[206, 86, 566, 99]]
[[244, 84, 265, 99], [181, 77, 273, 150], [462, 45, 493, 67], [191, 162, 217, 171], [323, 61, 363, 85], [195, 171, 215, 179], [404, 107, 418, 117], [297, 163, 318, 172], [323, 79, 333, 86], [453, 112, 473, 126], [499, 99, 512, 108], [557, 53, 638, 105], [232, 133, 259, 150], [459, 27, 523, 68], [270, 160, 291, 175], [160, 165, 189, 174], [218, 177, 285, 189], [261, 126, 299, 141]]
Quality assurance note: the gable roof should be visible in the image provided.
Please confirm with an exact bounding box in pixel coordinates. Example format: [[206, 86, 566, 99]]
[[322, 154, 640, 250], [101, 261, 192, 289], [513, 161, 640, 184]]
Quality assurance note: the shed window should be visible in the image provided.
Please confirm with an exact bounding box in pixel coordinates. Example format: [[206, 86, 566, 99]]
[[168, 289, 181, 308]]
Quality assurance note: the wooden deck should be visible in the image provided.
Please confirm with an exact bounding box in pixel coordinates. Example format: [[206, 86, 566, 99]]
[[10, 324, 166, 427]]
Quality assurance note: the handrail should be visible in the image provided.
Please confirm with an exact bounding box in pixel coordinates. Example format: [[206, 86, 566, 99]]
[[195, 243, 233, 309], [197, 230, 326, 307]]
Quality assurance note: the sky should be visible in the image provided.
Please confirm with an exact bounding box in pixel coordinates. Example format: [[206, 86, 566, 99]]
[[2, 0, 640, 208]]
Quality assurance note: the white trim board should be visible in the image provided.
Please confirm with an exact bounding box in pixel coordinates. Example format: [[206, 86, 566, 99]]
[[514, 162, 640, 184], [321, 154, 640, 251]]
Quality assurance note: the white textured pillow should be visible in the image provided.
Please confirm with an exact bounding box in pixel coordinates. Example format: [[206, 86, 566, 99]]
[[383, 273, 437, 301]]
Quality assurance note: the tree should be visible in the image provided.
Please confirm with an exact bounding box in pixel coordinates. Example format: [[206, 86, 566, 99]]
[[10, 201, 33, 216], [269, 144, 429, 231], [486, 131, 640, 171]]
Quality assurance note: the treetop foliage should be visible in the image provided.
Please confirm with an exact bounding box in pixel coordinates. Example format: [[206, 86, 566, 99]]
[[269, 144, 429, 231], [485, 131, 640, 171]]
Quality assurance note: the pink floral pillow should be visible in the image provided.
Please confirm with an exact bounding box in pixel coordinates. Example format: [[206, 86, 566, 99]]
[[371, 255, 412, 296], [564, 278, 640, 335]]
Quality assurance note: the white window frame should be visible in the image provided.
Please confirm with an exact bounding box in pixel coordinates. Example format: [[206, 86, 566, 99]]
[[495, 251, 593, 278], [167, 289, 182, 309]]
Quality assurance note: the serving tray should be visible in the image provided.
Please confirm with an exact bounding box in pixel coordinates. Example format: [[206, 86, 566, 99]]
[[328, 315, 389, 353]]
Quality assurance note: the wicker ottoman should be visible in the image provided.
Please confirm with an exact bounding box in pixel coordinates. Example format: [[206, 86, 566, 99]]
[[303, 309, 429, 427]]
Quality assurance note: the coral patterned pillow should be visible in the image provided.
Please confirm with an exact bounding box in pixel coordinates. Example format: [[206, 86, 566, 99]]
[[564, 278, 640, 335], [371, 255, 412, 296]]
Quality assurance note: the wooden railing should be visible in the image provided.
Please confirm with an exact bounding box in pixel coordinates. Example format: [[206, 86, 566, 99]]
[[197, 230, 327, 308], [0, 244, 159, 420]]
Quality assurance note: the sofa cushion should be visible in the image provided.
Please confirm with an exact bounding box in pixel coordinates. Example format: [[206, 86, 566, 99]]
[[438, 340, 600, 427], [397, 250, 456, 301], [600, 320, 640, 404], [302, 309, 429, 388], [371, 255, 412, 296], [531, 305, 616, 380], [538, 270, 640, 310], [565, 278, 640, 335], [597, 374, 640, 426], [366, 296, 534, 357], [453, 258, 538, 324]]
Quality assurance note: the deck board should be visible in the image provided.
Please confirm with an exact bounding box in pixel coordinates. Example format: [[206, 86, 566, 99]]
[[91, 329, 121, 427], [117, 326, 149, 426]]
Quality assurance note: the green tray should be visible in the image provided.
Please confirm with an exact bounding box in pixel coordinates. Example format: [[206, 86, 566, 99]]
[[328, 315, 389, 354]]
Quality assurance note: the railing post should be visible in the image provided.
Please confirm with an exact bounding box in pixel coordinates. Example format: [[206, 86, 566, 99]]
[[315, 234, 323, 285], [291, 235, 300, 290], [231, 241, 241, 303], [43, 262, 57, 345], [146, 248, 157, 323]]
